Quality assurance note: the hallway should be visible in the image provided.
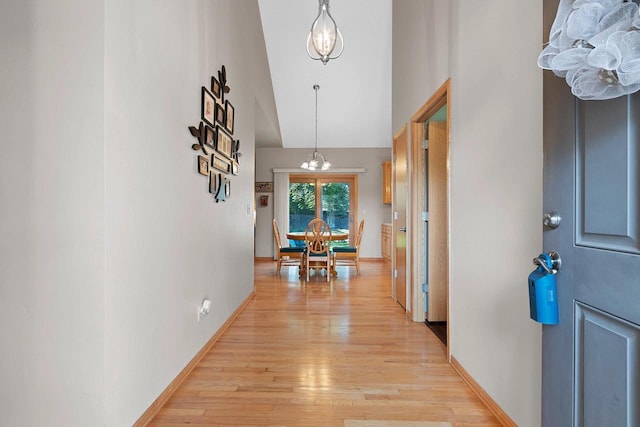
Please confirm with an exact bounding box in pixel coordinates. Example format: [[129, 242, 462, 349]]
[[149, 260, 500, 426]]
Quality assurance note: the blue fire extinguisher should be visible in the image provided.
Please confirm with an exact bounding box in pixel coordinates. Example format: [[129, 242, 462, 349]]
[[528, 252, 561, 325]]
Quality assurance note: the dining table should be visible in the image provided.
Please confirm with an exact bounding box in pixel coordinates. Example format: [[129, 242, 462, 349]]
[[285, 231, 349, 276], [285, 231, 349, 242]]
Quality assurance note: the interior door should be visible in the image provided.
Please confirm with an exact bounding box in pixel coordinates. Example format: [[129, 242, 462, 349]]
[[393, 126, 408, 310], [426, 121, 447, 322], [542, 3, 640, 425]]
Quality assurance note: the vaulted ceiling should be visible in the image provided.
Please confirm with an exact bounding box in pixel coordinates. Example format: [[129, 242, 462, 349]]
[[257, 0, 392, 149]]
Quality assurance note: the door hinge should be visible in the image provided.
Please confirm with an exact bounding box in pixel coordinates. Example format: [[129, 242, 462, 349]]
[[394, 269, 398, 278]]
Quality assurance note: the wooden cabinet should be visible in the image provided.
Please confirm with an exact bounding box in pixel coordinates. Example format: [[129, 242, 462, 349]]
[[382, 161, 392, 204], [381, 224, 391, 261]]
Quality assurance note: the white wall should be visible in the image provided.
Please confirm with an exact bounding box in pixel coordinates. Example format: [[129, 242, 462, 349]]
[[1, 1, 275, 426], [392, 1, 543, 426], [392, 0, 450, 133], [104, 1, 273, 425], [448, 1, 543, 426], [255, 148, 392, 259], [0, 1, 106, 425]]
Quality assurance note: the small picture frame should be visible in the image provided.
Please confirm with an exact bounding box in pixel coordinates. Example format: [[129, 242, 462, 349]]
[[231, 139, 240, 163], [198, 155, 209, 176], [201, 87, 215, 127], [211, 153, 231, 174], [216, 126, 233, 159], [255, 182, 273, 192], [209, 171, 219, 195], [215, 103, 225, 126], [231, 160, 239, 176], [225, 100, 234, 134], [211, 76, 221, 99], [204, 125, 215, 151]]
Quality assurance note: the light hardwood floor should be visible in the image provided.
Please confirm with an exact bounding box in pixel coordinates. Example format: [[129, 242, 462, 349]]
[[149, 260, 501, 426]]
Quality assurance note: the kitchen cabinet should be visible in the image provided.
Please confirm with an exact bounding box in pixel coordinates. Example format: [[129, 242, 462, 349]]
[[381, 223, 391, 261]]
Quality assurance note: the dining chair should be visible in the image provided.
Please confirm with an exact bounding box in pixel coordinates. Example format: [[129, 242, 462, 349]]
[[304, 218, 332, 282], [333, 219, 365, 275], [272, 219, 305, 275]]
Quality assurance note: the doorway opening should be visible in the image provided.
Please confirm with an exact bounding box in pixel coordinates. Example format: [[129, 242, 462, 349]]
[[410, 80, 450, 352]]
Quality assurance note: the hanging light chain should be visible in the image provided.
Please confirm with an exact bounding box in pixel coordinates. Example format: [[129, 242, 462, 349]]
[[301, 83, 331, 171], [314, 84, 319, 153]]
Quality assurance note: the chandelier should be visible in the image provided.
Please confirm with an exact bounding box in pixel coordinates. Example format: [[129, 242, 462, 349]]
[[301, 84, 331, 171], [306, 0, 344, 65]]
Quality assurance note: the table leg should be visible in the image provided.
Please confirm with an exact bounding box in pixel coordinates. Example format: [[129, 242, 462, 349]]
[[298, 256, 306, 277]]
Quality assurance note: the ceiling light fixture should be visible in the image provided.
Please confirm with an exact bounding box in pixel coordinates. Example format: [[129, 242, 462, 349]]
[[301, 84, 331, 171], [306, 0, 344, 65]]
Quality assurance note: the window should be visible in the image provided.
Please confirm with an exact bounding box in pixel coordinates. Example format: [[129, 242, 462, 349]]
[[289, 174, 358, 248]]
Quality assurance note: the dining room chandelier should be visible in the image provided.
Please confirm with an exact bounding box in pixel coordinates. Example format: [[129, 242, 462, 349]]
[[301, 84, 331, 171], [306, 0, 344, 65]]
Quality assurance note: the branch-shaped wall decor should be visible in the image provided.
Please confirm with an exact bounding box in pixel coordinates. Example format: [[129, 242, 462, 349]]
[[187, 65, 241, 202]]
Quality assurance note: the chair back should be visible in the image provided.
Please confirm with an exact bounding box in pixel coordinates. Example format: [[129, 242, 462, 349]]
[[272, 219, 283, 249], [355, 219, 365, 248], [305, 218, 332, 255]]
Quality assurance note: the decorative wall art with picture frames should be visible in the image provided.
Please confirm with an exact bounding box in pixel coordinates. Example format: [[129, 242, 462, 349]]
[[212, 153, 231, 174], [188, 65, 241, 203], [216, 126, 233, 159], [255, 182, 273, 192], [201, 87, 215, 127], [198, 156, 209, 176], [225, 101, 235, 134], [204, 125, 215, 151]]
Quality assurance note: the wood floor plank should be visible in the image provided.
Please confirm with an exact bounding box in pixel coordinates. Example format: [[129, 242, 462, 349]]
[[148, 260, 501, 426]]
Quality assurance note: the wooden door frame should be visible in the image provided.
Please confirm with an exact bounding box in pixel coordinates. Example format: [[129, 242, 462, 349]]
[[409, 79, 451, 356]]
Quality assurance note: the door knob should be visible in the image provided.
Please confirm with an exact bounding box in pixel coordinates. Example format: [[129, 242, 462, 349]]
[[398, 226, 407, 232], [543, 211, 561, 229]]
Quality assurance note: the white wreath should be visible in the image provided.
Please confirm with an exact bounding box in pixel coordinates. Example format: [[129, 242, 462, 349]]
[[538, 0, 640, 100]]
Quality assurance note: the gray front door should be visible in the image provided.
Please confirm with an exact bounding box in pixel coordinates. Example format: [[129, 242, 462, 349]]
[[542, 3, 640, 426]]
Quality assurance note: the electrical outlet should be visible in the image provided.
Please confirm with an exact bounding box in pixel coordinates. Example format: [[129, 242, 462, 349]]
[[197, 298, 213, 322]]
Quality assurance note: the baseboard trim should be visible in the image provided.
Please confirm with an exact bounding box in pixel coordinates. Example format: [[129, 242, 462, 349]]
[[450, 356, 517, 427], [134, 291, 256, 426], [254, 256, 273, 262]]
